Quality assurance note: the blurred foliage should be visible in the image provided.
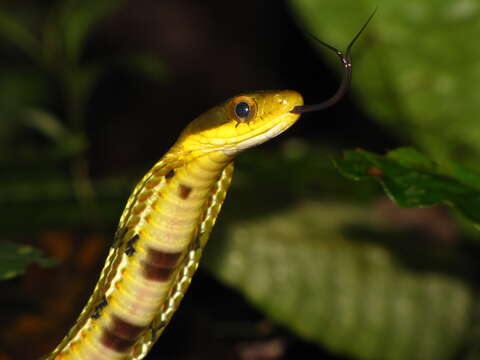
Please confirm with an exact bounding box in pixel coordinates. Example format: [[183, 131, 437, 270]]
[[334, 147, 480, 225], [203, 144, 480, 360], [207, 1, 480, 359], [0, 241, 58, 280], [0, 1, 166, 267], [207, 201, 474, 360], [289, 0, 480, 168]]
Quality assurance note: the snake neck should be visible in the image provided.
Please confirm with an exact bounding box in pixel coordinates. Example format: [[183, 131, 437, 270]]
[[47, 150, 233, 360]]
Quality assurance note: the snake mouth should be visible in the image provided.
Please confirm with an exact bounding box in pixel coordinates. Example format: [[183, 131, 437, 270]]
[[222, 121, 289, 156]]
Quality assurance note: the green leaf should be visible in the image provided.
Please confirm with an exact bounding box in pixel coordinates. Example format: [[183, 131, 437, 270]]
[[0, 69, 54, 153], [20, 109, 68, 141], [450, 163, 480, 191], [0, 241, 58, 280], [206, 202, 474, 360], [334, 148, 480, 224], [386, 147, 436, 171], [288, 0, 480, 166], [0, 9, 39, 59]]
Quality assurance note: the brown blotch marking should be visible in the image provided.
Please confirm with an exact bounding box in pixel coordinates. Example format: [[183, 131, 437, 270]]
[[111, 315, 143, 339], [367, 166, 384, 176], [142, 247, 182, 282], [101, 330, 135, 352], [147, 247, 182, 267], [125, 234, 139, 256], [178, 184, 192, 199], [142, 263, 175, 281], [166, 169, 175, 179], [101, 315, 144, 353]]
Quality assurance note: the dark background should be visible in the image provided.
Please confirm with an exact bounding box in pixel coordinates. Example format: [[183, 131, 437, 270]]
[[87, 0, 394, 173]]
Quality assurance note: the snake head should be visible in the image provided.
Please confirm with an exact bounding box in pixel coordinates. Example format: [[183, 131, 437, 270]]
[[172, 90, 303, 157]]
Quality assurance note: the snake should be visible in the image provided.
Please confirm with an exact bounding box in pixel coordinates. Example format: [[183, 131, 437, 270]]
[[44, 12, 374, 360]]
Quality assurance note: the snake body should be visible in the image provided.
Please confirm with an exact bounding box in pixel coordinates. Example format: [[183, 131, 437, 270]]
[[46, 90, 303, 359]]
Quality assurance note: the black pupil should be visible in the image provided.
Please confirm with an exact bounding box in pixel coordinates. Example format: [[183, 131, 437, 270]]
[[235, 101, 250, 118]]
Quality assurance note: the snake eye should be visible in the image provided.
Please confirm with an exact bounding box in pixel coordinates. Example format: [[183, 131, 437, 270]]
[[230, 96, 257, 123], [235, 102, 250, 118]]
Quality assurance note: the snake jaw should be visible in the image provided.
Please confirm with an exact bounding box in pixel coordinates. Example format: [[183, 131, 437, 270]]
[[222, 119, 292, 156]]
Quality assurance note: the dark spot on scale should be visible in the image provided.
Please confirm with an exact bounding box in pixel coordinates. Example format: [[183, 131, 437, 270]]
[[101, 315, 144, 352], [178, 184, 192, 199], [91, 296, 108, 319], [142, 247, 182, 282], [125, 234, 139, 256], [166, 169, 175, 179]]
